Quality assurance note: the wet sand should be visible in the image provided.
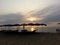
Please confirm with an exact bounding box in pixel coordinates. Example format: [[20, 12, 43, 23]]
[[0, 32, 60, 45]]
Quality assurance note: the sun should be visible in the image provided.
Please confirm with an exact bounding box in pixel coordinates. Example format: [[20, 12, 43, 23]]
[[27, 17, 37, 21]]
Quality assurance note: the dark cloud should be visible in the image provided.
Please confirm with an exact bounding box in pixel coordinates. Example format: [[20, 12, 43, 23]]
[[0, 5, 60, 24], [42, 11, 60, 23], [0, 13, 25, 24], [31, 4, 60, 23]]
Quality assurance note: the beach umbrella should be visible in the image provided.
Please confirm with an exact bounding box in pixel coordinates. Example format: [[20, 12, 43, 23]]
[[27, 23, 47, 26], [1, 24, 21, 30], [2, 24, 13, 26], [27, 23, 35, 26], [21, 23, 28, 30], [1, 24, 21, 26], [58, 23, 60, 25], [13, 24, 21, 26]]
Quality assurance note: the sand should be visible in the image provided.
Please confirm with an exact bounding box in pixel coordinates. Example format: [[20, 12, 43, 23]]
[[0, 32, 60, 45]]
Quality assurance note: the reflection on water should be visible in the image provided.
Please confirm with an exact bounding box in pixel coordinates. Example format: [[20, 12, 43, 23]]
[[31, 27, 35, 31], [0, 26, 60, 33], [25, 26, 38, 31], [18, 26, 58, 33], [30, 26, 36, 31]]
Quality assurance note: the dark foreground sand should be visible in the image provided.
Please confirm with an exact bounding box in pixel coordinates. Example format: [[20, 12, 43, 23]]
[[0, 32, 60, 45]]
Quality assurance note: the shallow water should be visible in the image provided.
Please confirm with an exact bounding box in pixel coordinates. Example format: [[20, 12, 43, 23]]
[[0, 26, 60, 33]]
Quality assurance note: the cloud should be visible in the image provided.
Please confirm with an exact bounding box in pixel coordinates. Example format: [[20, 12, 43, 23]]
[[0, 13, 25, 24], [0, 4, 60, 25], [42, 11, 60, 23], [30, 4, 60, 23]]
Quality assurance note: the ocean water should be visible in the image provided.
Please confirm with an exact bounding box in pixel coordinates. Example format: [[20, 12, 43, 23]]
[[0, 26, 60, 33], [23, 26, 57, 33]]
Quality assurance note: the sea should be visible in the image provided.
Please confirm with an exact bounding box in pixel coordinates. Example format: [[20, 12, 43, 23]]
[[0, 25, 60, 33]]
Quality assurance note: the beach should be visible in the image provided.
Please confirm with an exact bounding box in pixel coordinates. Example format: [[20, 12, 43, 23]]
[[0, 0, 60, 45], [0, 32, 60, 45]]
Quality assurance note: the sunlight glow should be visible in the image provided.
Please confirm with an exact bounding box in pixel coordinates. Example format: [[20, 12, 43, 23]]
[[26, 17, 43, 22], [31, 27, 35, 31], [27, 17, 37, 21]]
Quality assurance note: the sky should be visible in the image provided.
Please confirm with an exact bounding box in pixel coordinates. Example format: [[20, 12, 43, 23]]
[[0, 0, 60, 26]]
